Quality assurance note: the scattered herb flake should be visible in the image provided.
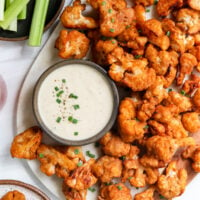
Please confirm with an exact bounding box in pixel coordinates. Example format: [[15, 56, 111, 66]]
[[166, 31, 171, 37], [128, 177, 132, 180], [88, 187, 96, 192], [62, 79, 66, 83], [56, 90, 64, 97], [73, 104, 80, 110], [136, 187, 139, 189], [95, 142, 100, 147], [39, 153, 44, 158], [146, 9, 150, 12], [74, 149, 79, 155], [119, 156, 126, 161], [180, 90, 186, 96], [56, 99, 61, 104], [54, 86, 59, 91], [134, 118, 140, 122], [77, 161, 83, 167], [56, 117, 62, 123], [108, 9, 112, 13], [72, 118, 78, 124], [154, 0, 158, 5], [111, 40, 116, 44], [138, 29, 142, 33], [69, 93, 78, 99], [168, 88, 172, 92], [159, 194, 166, 199], [86, 150, 95, 158], [105, 182, 112, 186], [111, 18, 115, 23], [101, 1, 106, 5], [144, 125, 149, 129], [74, 132, 79, 136], [134, 55, 142, 59], [110, 28, 115, 33], [126, 25, 131, 29], [117, 185, 122, 190], [68, 116, 73, 122]]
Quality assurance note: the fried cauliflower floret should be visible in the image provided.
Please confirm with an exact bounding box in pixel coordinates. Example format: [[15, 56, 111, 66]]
[[182, 74, 200, 94], [156, 161, 187, 199], [37, 144, 76, 178], [99, 0, 135, 37], [145, 44, 179, 76], [98, 183, 132, 200], [55, 30, 90, 59], [92, 155, 122, 183], [134, 5, 146, 24], [182, 112, 200, 133], [189, 46, 200, 72], [92, 38, 118, 66], [188, 0, 200, 10], [62, 182, 87, 200], [10, 126, 42, 160], [118, 98, 147, 143], [177, 53, 197, 85], [64, 159, 97, 190], [175, 8, 200, 34], [133, 0, 154, 6], [156, 0, 183, 17], [99, 131, 131, 157], [60, 0, 98, 29], [134, 187, 155, 200], [193, 88, 200, 110], [164, 66, 177, 88], [182, 145, 200, 172], [108, 47, 156, 92], [1, 190, 25, 200]]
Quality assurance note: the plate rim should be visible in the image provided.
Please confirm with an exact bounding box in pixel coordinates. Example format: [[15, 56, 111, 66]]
[[0, 0, 65, 41], [0, 179, 50, 200]]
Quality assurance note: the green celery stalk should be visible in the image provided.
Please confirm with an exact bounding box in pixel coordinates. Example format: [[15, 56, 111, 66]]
[[0, 0, 29, 29], [0, 0, 5, 21], [28, 0, 49, 46], [6, 0, 17, 32], [18, 6, 26, 20]]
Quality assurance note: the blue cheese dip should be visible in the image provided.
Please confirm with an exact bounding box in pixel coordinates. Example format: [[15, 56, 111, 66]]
[[37, 63, 114, 141]]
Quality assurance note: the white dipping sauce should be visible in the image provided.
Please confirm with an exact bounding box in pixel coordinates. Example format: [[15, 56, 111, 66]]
[[37, 64, 114, 141]]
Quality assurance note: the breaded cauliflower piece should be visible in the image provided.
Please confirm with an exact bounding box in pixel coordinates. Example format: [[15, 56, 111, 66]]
[[156, 161, 187, 199], [182, 112, 200, 133], [37, 144, 76, 178], [64, 159, 97, 190], [55, 30, 90, 59], [193, 88, 200, 110], [145, 44, 179, 76], [92, 155, 122, 183], [118, 98, 147, 143], [182, 74, 200, 94], [62, 182, 87, 200], [134, 5, 146, 24], [175, 8, 200, 34], [108, 47, 156, 92], [189, 46, 200, 72], [134, 187, 155, 200], [98, 183, 132, 200], [156, 0, 183, 17], [182, 145, 200, 172], [188, 0, 200, 10], [1, 190, 25, 200], [99, 131, 131, 157], [164, 66, 177, 88], [133, 0, 154, 6], [60, 0, 98, 29], [10, 126, 42, 160]]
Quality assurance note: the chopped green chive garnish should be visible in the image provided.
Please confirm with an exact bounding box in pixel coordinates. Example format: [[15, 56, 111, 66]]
[[119, 156, 126, 161], [154, 0, 158, 5], [69, 93, 78, 99], [166, 31, 171, 37], [134, 55, 142, 59], [74, 149, 79, 155], [105, 182, 112, 186], [168, 88, 172, 92], [108, 9, 112, 13], [159, 194, 166, 199], [88, 187, 96, 192], [72, 118, 78, 124], [128, 177, 132, 180], [135, 118, 140, 122], [101, 1, 106, 5], [117, 185, 122, 190], [62, 79, 66, 83], [56, 99, 61, 104], [146, 9, 150, 12], [144, 125, 149, 129], [56, 117, 62, 123], [56, 90, 64, 97], [68, 116, 73, 121], [39, 153, 44, 158], [111, 40, 116, 44], [77, 161, 83, 167], [126, 25, 131, 29], [95, 142, 100, 147], [110, 28, 115, 33], [73, 104, 80, 110], [68, 116, 78, 124], [86, 150, 95, 158], [138, 29, 142, 33], [136, 187, 139, 189], [180, 90, 186, 96], [74, 132, 79, 136], [111, 18, 115, 23], [54, 86, 59, 91]]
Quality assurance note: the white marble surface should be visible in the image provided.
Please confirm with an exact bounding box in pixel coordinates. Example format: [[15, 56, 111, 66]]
[[0, 1, 200, 199]]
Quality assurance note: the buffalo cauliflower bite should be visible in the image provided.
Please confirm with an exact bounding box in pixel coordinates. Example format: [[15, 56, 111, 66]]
[[1, 190, 25, 200], [134, 5, 146, 25], [156, 161, 187, 199], [37, 144, 76, 178], [99, 131, 131, 157], [182, 145, 200, 172], [64, 159, 97, 190], [118, 98, 147, 143], [182, 74, 200, 94], [175, 8, 200, 34], [62, 182, 87, 200], [55, 30, 90, 59], [133, 0, 154, 6], [188, 0, 200, 10], [193, 88, 200, 110], [156, 0, 183, 17], [189, 46, 200, 72], [92, 155, 122, 183], [60, 0, 98, 29], [134, 187, 155, 200], [182, 112, 200, 133], [108, 47, 156, 92], [10, 126, 42, 160], [98, 183, 132, 200]]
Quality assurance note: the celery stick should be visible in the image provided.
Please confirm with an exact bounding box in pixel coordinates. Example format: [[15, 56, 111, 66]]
[[6, 0, 17, 32], [28, 0, 49, 46], [0, 0, 5, 21], [0, 0, 29, 29], [18, 6, 26, 20]]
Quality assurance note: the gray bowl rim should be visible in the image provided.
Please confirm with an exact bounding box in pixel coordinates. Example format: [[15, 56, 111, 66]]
[[33, 59, 119, 146]]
